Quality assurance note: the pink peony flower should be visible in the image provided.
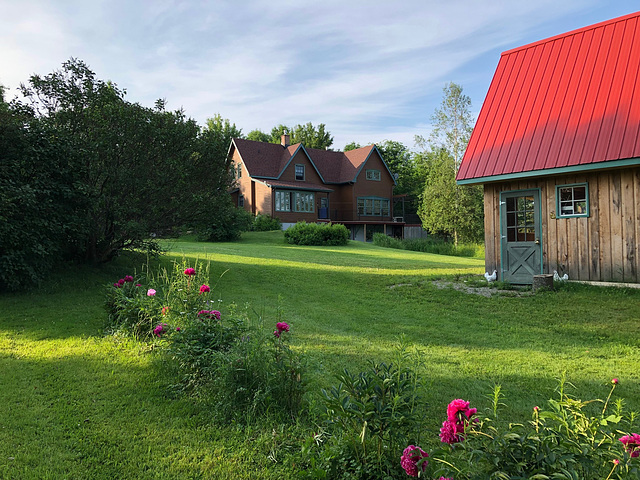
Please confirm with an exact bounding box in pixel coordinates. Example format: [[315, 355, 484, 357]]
[[273, 330, 281, 338], [276, 322, 290, 333], [136, 283, 142, 287], [176, 327, 181, 332], [124, 275, 134, 283], [197, 310, 221, 320], [147, 288, 156, 296], [184, 268, 196, 276], [113, 282, 121, 288], [612, 378, 619, 385], [153, 323, 167, 337], [447, 399, 476, 422], [613, 459, 620, 465], [619, 433, 640, 457], [199, 284, 210, 294], [440, 419, 462, 444], [438, 478, 453, 480], [400, 445, 428, 477], [118, 278, 125, 286]]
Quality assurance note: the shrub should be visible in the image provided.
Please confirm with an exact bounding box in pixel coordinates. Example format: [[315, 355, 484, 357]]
[[253, 214, 282, 232], [284, 222, 349, 246], [372, 233, 482, 258], [198, 205, 254, 242]]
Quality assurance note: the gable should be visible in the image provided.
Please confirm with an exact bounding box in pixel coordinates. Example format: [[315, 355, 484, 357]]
[[458, 11, 640, 184]]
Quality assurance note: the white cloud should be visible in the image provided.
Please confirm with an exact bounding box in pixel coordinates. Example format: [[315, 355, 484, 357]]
[[2, 0, 634, 150]]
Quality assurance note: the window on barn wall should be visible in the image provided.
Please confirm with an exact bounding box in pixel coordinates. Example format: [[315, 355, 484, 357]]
[[556, 184, 589, 218], [295, 164, 305, 181], [506, 196, 536, 242]]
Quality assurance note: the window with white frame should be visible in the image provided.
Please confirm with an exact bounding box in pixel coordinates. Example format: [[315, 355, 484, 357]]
[[357, 197, 390, 216], [556, 183, 589, 217], [275, 191, 291, 212], [236, 163, 242, 178], [366, 169, 381, 181], [295, 164, 305, 181]]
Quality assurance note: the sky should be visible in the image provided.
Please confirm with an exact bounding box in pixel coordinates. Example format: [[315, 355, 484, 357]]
[[1, 1, 638, 150]]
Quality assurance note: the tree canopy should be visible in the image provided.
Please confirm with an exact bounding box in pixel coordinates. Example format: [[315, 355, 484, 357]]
[[0, 59, 238, 290], [417, 82, 483, 244]]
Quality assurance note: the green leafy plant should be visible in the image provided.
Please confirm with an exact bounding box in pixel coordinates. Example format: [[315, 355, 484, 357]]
[[284, 222, 349, 246], [252, 214, 282, 232], [418, 377, 640, 479], [308, 339, 426, 479]]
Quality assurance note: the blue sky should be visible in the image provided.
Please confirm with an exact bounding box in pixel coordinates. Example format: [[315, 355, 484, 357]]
[[1, 1, 638, 150]]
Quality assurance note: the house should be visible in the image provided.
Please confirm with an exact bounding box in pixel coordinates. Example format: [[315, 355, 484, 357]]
[[228, 135, 400, 240], [456, 11, 640, 284]]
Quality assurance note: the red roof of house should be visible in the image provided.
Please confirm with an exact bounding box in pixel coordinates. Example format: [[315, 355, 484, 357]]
[[457, 11, 640, 183], [231, 138, 383, 184]]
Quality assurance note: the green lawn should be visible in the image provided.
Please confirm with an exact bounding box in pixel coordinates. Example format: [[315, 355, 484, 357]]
[[2, 231, 639, 478]]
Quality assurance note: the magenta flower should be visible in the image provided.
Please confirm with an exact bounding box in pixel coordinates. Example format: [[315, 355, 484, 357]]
[[113, 282, 121, 288], [197, 310, 221, 320], [440, 419, 462, 444], [612, 378, 619, 385], [619, 433, 640, 457], [273, 330, 281, 338], [136, 283, 142, 287], [118, 278, 125, 286], [124, 275, 134, 283], [447, 398, 477, 422], [276, 322, 290, 333], [400, 445, 428, 477], [176, 327, 181, 332], [153, 323, 167, 337], [614, 459, 620, 465], [199, 284, 210, 294], [184, 268, 196, 276], [438, 478, 453, 480], [147, 288, 156, 296]]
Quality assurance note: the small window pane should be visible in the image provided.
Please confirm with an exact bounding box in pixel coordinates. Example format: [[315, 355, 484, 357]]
[[506, 197, 516, 211], [556, 184, 589, 217]]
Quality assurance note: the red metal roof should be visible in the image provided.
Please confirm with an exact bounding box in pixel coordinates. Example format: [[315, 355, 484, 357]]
[[457, 11, 640, 182]]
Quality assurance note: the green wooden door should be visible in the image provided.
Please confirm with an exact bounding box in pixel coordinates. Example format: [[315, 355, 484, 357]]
[[500, 190, 542, 284]]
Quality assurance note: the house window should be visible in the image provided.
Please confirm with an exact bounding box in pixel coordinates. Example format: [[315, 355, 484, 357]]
[[556, 183, 589, 217], [238, 195, 244, 207], [236, 163, 242, 178], [294, 192, 314, 212], [366, 169, 381, 181], [357, 197, 390, 216], [275, 191, 291, 212], [295, 164, 305, 181]]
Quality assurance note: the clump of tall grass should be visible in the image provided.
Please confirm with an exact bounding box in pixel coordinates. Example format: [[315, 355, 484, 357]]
[[372, 233, 483, 258]]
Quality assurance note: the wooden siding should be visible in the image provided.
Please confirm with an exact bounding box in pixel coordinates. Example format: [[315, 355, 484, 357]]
[[484, 166, 640, 282]]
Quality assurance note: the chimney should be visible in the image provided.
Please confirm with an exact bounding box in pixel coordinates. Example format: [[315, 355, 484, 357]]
[[281, 133, 290, 147]]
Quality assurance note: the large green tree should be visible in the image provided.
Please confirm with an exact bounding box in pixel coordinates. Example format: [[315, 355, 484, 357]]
[[418, 82, 484, 244], [15, 58, 235, 265]]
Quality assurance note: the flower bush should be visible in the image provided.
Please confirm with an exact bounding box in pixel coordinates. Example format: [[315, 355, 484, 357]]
[[414, 378, 640, 479]]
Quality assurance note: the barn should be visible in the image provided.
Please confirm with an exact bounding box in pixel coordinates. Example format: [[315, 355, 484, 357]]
[[457, 11, 640, 284]]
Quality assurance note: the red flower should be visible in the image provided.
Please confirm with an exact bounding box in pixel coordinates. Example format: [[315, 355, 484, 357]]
[[276, 322, 290, 333], [124, 275, 134, 283], [184, 268, 196, 276], [199, 284, 210, 294]]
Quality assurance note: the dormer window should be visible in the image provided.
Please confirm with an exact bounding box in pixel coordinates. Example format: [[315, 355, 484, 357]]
[[295, 164, 305, 181]]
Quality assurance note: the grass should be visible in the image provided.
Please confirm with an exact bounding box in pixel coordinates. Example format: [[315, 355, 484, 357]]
[[2, 231, 640, 478]]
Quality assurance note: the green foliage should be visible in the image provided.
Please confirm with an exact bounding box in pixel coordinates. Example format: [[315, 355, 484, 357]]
[[246, 129, 271, 142], [8, 58, 235, 271], [0, 99, 88, 291], [198, 205, 254, 241], [343, 141, 362, 151], [284, 222, 349, 246], [252, 214, 282, 232], [270, 122, 334, 149], [305, 340, 426, 479], [423, 379, 639, 479], [372, 233, 482, 258], [417, 82, 484, 244]]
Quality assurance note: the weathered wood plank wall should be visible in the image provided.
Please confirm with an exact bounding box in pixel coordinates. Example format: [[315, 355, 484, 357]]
[[483, 166, 640, 283]]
